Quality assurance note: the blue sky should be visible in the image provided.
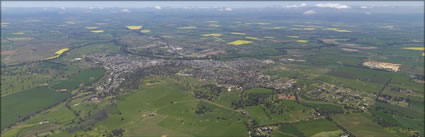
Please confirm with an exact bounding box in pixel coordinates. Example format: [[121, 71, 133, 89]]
[[2, 1, 423, 8]]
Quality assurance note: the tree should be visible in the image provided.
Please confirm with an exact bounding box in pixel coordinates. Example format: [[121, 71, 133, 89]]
[[112, 128, 125, 137]]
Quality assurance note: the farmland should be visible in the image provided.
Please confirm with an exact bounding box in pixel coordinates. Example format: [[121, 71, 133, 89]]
[[1, 86, 71, 129], [97, 78, 248, 137], [1, 3, 424, 137], [332, 113, 399, 137]]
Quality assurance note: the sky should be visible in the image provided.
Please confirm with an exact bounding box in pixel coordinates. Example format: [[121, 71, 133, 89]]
[[1, 1, 423, 8]]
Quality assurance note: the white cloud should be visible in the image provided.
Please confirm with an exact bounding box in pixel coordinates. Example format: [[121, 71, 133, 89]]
[[286, 3, 307, 8], [303, 10, 316, 15], [360, 6, 369, 9], [154, 6, 161, 10], [315, 3, 351, 9], [120, 8, 130, 13], [218, 7, 232, 11]]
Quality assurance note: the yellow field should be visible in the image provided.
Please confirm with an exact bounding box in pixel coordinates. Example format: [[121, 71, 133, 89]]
[[55, 48, 70, 55], [202, 33, 222, 37], [43, 48, 70, 60], [178, 26, 197, 29], [245, 37, 261, 40], [126, 25, 143, 30], [231, 32, 246, 35], [227, 40, 253, 45], [91, 30, 104, 33], [334, 29, 352, 32], [402, 47, 424, 51], [6, 37, 34, 41], [303, 28, 316, 30], [263, 27, 282, 29], [12, 32, 25, 35], [140, 29, 151, 33], [85, 27, 99, 29], [296, 40, 308, 43], [287, 36, 299, 38], [1, 22, 9, 25], [42, 55, 60, 60], [209, 24, 220, 27], [402, 47, 425, 56], [325, 28, 352, 32], [264, 36, 275, 39]]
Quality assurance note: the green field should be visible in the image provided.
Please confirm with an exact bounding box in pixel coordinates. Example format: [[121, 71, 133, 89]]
[[96, 79, 248, 137], [1, 86, 71, 129], [394, 115, 424, 136], [275, 124, 305, 137], [50, 68, 105, 90], [293, 118, 340, 137], [332, 113, 397, 137], [246, 88, 274, 94]]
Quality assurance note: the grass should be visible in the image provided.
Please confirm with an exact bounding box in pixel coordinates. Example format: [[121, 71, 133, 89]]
[[311, 130, 343, 137], [394, 115, 424, 136], [283, 100, 311, 111], [332, 113, 397, 137], [50, 68, 104, 90], [314, 75, 383, 94], [246, 88, 274, 94], [62, 42, 120, 59], [302, 102, 344, 114], [374, 102, 423, 119], [246, 106, 273, 124], [97, 79, 248, 136], [369, 108, 403, 127], [277, 124, 304, 136], [327, 65, 393, 85], [293, 118, 340, 137], [214, 91, 240, 108], [1, 86, 71, 129]]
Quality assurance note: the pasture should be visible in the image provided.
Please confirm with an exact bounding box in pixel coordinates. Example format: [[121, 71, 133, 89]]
[[1, 86, 71, 129], [50, 68, 104, 90], [97, 79, 248, 137], [332, 113, 396, 137], [293, 118, 340, 137]]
